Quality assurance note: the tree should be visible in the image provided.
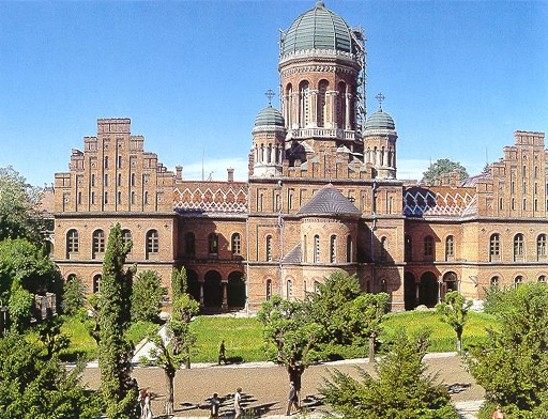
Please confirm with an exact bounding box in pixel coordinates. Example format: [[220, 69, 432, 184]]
[[0, 166, 49, 245], [467, 284, 548, 418], [320, 330, 459, 419], [349, 292, 390, 362], [257, 296, 322, 395], [131, 270, 167, 322], [170, 266, 188, 302], [147, 293, 199, 415], [436, 291, 472, 353], [0, 330, 102, 419], [85, 292, 102, 345], [98, 223, 138, 419], [62, 274, 87, 316], [36, 316, 70, 359], [421, 158, 469, 185], [307, 272, 362, 345]]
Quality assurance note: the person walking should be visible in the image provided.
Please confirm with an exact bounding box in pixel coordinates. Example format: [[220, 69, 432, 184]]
[[210, 392, 220, 418], [286, 381, 298, 416], [218, 340, 226, 365], [233, 387, 243, 418]]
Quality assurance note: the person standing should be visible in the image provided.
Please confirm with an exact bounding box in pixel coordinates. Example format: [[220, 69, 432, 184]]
[[492, 405, 504, 419], [286, 381, 298, 416], [210, 392, 220, 418], [234, 387, 243, 418]]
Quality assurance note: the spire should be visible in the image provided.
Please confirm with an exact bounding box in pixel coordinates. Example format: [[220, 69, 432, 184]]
[[265, 89, 275, 106], [375, 92, 385, 111]]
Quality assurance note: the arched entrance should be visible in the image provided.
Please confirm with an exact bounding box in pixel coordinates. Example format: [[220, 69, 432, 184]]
[[404, 272, 417, 310], [419, 272, 439, 308], [204, 270, 222, 308], [442, 271, 458, 298], [227, 271, 246, 308], [186, 269, 201, 303]]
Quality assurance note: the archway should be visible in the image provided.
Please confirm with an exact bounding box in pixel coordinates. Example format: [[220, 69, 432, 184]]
[[419, 272, 439, 308], [404, 272, 417, 310], [204, 270, 222, 308], [186, 269, 200, 302], [227, 271, 246, 308], [442, 271, 458, 298]]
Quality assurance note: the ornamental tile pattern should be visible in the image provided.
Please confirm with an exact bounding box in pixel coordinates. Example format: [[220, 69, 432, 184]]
[[173, 184, 248, 214], [403, 186, 476, 217]]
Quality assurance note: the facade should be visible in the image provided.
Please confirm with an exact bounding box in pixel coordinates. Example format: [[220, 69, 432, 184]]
[[49, 2, 547, 311]]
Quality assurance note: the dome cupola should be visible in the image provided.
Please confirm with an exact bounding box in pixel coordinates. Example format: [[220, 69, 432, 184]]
[[280, 1, 355, 56], [364, 109, 396, 131], [254, 105, 285, 128]]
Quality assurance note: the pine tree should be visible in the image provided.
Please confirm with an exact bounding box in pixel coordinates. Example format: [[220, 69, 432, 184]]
[[98, 223, 138, 418]]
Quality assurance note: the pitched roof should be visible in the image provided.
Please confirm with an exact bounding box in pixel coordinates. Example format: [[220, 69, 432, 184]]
[[297, 186, 361, 217]]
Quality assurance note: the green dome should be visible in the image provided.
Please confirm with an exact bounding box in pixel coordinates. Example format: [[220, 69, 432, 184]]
[[254, 106, 285, 127], [365, 109, 395, 131], [280, 1, 354, 56]]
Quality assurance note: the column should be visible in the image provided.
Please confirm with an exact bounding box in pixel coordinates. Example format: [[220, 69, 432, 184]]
[[199, 281, 205, 307], [291, 92, 300, 129], [384, 148, 389, 167], [345, 93, 351, 130], [309, 90, 318, 127], [222, 281, 228, 309]]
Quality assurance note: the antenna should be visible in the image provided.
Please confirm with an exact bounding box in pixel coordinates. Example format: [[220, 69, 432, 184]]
[[201, 149, 205, 181]]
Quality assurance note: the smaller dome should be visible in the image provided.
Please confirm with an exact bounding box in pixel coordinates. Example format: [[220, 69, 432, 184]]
[[364, 109, 395, 131], [254, 106, 285, 127]]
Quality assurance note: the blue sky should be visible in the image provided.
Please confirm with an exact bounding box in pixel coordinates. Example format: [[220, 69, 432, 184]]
[[1, 1, 547, 186]]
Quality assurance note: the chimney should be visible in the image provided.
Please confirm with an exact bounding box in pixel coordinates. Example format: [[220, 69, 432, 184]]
[[176, 166, 183, 180], [227, 168, 234, 183]]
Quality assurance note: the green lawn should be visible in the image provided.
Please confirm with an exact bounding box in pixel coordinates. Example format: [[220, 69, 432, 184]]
[[58, 310, 498, 363]]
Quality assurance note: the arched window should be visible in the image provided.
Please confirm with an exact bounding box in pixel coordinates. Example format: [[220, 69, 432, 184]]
[[330, 235, 336, 263], [91, 174, 95, 187], [287, 279, 293, 299], [299, 80, 310, 127], [92, 274, 102, 294], [317, 80, 328, 127], [266, 235, 273, 261], [538, 275, 546, 283], [117, 155, 122, 169], [92, 229, 105, 258], [314, 281, 321, 294], [537, 234, 546, 260], [117, 173, 122, 187], [347, 235, 352, 263], [122, 229, 132, 248], [117, 191, 122, 204], [104, 174, 109, 187], [490, 276, 499, 288], [131, 191, 135, 205], [313, 235, 320, 263], [208, 233, 218, 255], [131, 173, 136, 187], [146, 230, 159, 259], [489, 234, 500, 261], [424, 235, 434, 257], [66, 229, 79, 256], [231, 233, 242, 256], [380, 237, 387, 262], [303, 234, 307, 263], [144, 191, 149, 205], [514, 275, 523, 288], [336, 81, 347, 128], [445, 235, 455, 261], [104, 191, 108, 204], [104, 156, 108, 169], [266, 279, 272, 301], [405, 235, 412, 262], [514, 233, 524, 260], [185, 232, 195, 257], [380, 279, 387, 292]]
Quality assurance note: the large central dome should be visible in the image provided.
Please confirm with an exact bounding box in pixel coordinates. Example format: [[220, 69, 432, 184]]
[[280, 1, 354, 56]]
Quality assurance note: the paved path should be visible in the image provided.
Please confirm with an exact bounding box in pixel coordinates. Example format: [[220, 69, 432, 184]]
[[81, 353, 485, 418]]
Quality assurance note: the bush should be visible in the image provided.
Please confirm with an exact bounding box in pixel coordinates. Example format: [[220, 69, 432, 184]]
[[62, 275, 86, 316]]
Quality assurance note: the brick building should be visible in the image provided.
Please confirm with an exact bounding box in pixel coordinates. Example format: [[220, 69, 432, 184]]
[[49, 2, 547, 311]]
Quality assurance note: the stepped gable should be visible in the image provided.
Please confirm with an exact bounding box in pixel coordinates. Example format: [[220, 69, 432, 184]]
[[282, 244, 302, 264], [403, 185, 476, 217], [297, 186, 361, 217]]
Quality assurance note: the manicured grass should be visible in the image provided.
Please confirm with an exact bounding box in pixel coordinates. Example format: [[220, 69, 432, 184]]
[[59, 310, 499, 363], [381, 310, 498, 352], [190, 316, 267, 363]]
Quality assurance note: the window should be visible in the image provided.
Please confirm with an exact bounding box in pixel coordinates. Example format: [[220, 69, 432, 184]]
[[380, 237, 387, 262], [489, 234, 500, 261], [313, 235, 320, 263], [330, 235, 336, 263], [91, 174, 95, 187], [537, 234, 546, 259], [287, 279, 293, 299], [514, 233, 524, 260], [117, 155, 122, 169], [122, 229, 132, 248], [380, 279, 387, 292], [266, 235, 273, 261], [117, 191, 121, 204], [91, 191, 95, 204], [104, 156, 109, 169], [208, 233, 219, 255], [117, 173, 122, 187], [266, 279, 272, 301], [131, 173, 136, 187], [445, 235, 455, 260], [347, 235, 352, 263], [490, 276, 499, 288], [131, 191, 135, 205], [92, 274, 102, 294], [405, 235, 412, 261], [538, 275, 546, 283], [185, 232, 196, 256], [92, 229, 105, 258], [231, 233, 242, 256], [514, 275, 523, 288], [77, 192, 82, 205], [424, 236, 434, 257], [104, 192, 108, 204], [146, 230, 159, 258], [66, 229, 79, 255], [104, 174, 108, 187], [144, 191, 149, 205]]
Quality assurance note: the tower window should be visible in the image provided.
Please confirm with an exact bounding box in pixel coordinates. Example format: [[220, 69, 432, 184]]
[[313, 235, 320, 263], [330, 235, 337, 263]]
